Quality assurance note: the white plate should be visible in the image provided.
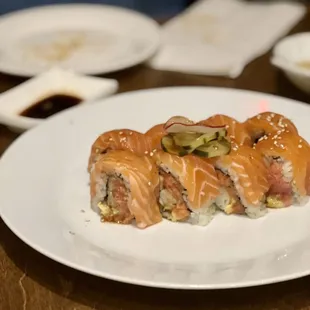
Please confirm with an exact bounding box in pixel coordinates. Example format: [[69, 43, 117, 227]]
[[1, 87, 310, 290], [0, 4, 160, 77]]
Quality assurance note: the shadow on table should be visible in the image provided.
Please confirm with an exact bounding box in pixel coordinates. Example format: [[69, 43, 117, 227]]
[[2, 219, 310, 310]]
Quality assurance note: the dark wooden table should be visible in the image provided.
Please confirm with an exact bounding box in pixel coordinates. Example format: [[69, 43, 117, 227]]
[[2, 10, 310, 310]]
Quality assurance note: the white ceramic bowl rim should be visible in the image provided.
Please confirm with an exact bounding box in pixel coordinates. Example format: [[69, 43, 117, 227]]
[[272, 32, 310, 77]]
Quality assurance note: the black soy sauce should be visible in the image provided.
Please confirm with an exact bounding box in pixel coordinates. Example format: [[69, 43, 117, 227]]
[[20, 94, 82, 119]]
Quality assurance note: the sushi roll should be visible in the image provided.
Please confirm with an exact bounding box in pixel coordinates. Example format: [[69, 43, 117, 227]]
[[88, 129, 149, 172], [199, 114, 252, 147], [244, 112, 298, 143], [213, 145, 269, 218], [90, 150, 162, 229], [145, 123, 166, 151], [255, 131, 309, 208], [152, 150, 220, 226]]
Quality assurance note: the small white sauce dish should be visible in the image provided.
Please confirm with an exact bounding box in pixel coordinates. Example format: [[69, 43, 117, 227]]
[[271, 32, 310, 94], [0, 67, 118, 132]]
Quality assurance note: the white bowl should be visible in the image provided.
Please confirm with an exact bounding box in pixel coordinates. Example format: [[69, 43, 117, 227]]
[[271, 32, 310, 94], [0, 67, 118, 132]]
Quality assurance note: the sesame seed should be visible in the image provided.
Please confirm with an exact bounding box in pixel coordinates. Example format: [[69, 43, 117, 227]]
[[253, 146, 256, 149], [230, 135, 235, 139], [232, 121, 236, 124], [200, 192, 205, 196], [266, 117, 271, 122], [144, 151, 148, 154], [270, 113, 275, 117], [120, 137, 127, 142], [152, 149, 157, 153], [270, 147, 274, 150], [119, 131, 123, 135], [257, 115, 261, 119], [148, 182, 151, 186], [129, 132, 133, 135], [225, 125, 229, 129], [109, 138, 113, 141], [150, 152, 154, 156], [299, 139, 302, 143], [277, 130, 282, 135], [258, 135, 267, 142], [284, 124, 288, 127], [298, 145, 302, 148], [270, 122, 274, 126]]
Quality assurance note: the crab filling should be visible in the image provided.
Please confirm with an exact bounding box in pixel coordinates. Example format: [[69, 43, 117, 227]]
[[215, 170, 245, 214], [266, 158, 293, 208], [98, 175, 133, 224], [158, 169, 190, 222]]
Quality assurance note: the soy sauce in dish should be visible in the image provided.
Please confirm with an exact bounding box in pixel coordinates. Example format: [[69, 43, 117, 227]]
[[20, 94, 82, 119]]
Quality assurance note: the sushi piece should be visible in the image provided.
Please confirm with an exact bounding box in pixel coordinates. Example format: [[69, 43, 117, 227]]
[[244, 112, 298, 143], [213, 145, 269, 218], [199, 114, 252, 147], [255, 131, 309, 208], [152, 150, 220, 225], [90, 150, 162, 229], [88, 129, 149, 172]]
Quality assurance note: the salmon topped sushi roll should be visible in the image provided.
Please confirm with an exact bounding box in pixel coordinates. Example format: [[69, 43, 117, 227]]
[[199, 114, 252, 147], [145, 123, 166, 151], [213, 145, 269, 218], [88, 129, 149, 172], [244, 112, 298, 143], [255, 131, 309, 208], [152, 151, 220, 226], [90, 150, 162, 229]]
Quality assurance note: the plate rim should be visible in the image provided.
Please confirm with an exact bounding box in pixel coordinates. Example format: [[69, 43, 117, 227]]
[[0, 3, 161, 77], [1, 86, 310, 290]]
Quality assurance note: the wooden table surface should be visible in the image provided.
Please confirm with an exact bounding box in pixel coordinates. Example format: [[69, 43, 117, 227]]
[[2, 10, 310, 310]]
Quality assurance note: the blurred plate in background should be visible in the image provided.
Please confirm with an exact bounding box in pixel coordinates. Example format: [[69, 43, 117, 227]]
[[0, 4, 160, 77]]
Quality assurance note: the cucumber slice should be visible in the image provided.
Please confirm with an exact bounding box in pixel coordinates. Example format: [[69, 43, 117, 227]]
[[172, 132, 201, 147], [161, 135, 189, 156], [193, 138, 231, 158], [172, 128, 227, 150]]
